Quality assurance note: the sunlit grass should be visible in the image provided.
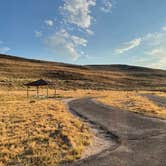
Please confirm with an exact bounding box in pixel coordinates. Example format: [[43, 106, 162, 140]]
[[0, 89, 165, 165], [0, 90, 92, 166], [46, 89, 166, 118], [47, 89, 166, 119], [96, 91, 166, 119]]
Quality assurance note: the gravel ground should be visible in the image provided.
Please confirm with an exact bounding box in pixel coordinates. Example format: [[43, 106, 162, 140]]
[[63, 98, 166, 166]]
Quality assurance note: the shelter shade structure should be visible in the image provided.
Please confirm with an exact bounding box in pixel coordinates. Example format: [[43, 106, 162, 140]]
[[24, 79, 56, 98]]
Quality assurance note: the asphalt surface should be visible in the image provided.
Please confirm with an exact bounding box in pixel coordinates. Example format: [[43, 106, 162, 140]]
[[143, 94, 166, 109], [64, 98, 166, 166]]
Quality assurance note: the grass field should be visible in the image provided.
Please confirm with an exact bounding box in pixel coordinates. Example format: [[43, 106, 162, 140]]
[[0, 90, 92, 166], [0, 89, 166, 165], [0, 54, 166, 165], [55, 90, 166, 119], [96, 91, 166, 119]]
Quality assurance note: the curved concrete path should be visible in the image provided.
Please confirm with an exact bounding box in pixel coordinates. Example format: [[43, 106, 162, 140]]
[[64, 98, 166, 166]]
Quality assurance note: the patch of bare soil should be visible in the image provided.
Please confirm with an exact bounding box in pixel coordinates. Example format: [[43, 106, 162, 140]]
[[81, 123, 115, 159]]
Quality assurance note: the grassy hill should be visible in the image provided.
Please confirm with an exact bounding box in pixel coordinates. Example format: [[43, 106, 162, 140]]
[[0, 54, 166, 91], [0, 54, 166, 165]]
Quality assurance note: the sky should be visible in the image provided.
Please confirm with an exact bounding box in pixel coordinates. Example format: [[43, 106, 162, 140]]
[[0, 0, 166, 69]]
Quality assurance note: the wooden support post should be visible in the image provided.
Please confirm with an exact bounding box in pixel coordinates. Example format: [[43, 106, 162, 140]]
[[46, 85, 48, 97], [37, 86, 39, 97], [54, 87, 56, 97], [27, 86, 29, 98]]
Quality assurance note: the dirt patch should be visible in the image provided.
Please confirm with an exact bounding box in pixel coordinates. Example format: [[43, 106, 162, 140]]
[[80, 123, 115, 159]]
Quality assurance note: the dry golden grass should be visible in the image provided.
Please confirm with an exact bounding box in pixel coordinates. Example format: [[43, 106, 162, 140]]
[[0, 88, 165, 166], [48, 89, 166, 119], [47, 89, 166, 119], [95, 91, 166, 119], [148, 91, 166, 98], [0, 55, 166, 165], [1, 54, 166, 91], [0, 90, 92, 166]]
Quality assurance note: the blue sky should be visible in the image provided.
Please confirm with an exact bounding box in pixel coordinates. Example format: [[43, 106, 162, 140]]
[[0, 0, 166, 69]]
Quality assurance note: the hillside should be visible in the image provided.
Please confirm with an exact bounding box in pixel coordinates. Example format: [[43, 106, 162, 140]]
[[0, 54, 166, 91]]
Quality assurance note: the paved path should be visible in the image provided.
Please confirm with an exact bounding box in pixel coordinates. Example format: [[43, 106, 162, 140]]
[[64, 98, 166, 166], [143, 94, 166, 108]]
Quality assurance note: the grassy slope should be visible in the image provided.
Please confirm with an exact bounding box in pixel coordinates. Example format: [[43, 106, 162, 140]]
[[0, 54, 166, 91], [0, 54, 166, 165]]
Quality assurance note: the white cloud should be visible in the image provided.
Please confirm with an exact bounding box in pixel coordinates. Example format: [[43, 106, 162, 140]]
[[150, 57, 166, 69], [142, 32, 166, 46], [101, 0, 112, 13], [44, 19, 54, 27], [125, 28, 166, 69], [147, 48, 166, 57], [143, 30, 166, 67], [154, 59, 166, 69], [145, 47, 166, 69], [37, 0, 116, 60], [45, 29, 87, 59], [86, 29, 94, 35], [115, 38, 142, 54], [115, 28, 166, 55], [35, 31, 43, 37], [61, 0, 96, 30], [70, 35, 87, 46], [162, 26, 166, 31], [0, 47, 11, 53], [43, 0, 97, 59]]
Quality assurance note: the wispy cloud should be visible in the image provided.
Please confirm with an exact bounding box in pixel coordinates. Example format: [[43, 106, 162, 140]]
[[136, 33, 166, 68], [143, 32, 166, 46], [115, 26, 166, 55], [117, 25, 166, 69], [0, 41, 11, 53], [86, 29, 94, 35], [143, 31, 166, 69], [45, 29, 87, 59], [34, 31, 43, 37], [147, 47, 166, 57], [115, 38, 142, 54], [145, 47, 166, 69], [44, 19, 54, 27], [162, 26, 166, 31], [100, 0, 112, 13], [0, 46, 11, 53]]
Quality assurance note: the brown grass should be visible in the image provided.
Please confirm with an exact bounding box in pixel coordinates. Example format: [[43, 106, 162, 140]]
[[0, 88, 166, 165], [0, 90, 92, 166], [45, 89, 166, 118], [95, 91, 166, 119], [0, 54, 166, 165], [0, 54, 166, 91]]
